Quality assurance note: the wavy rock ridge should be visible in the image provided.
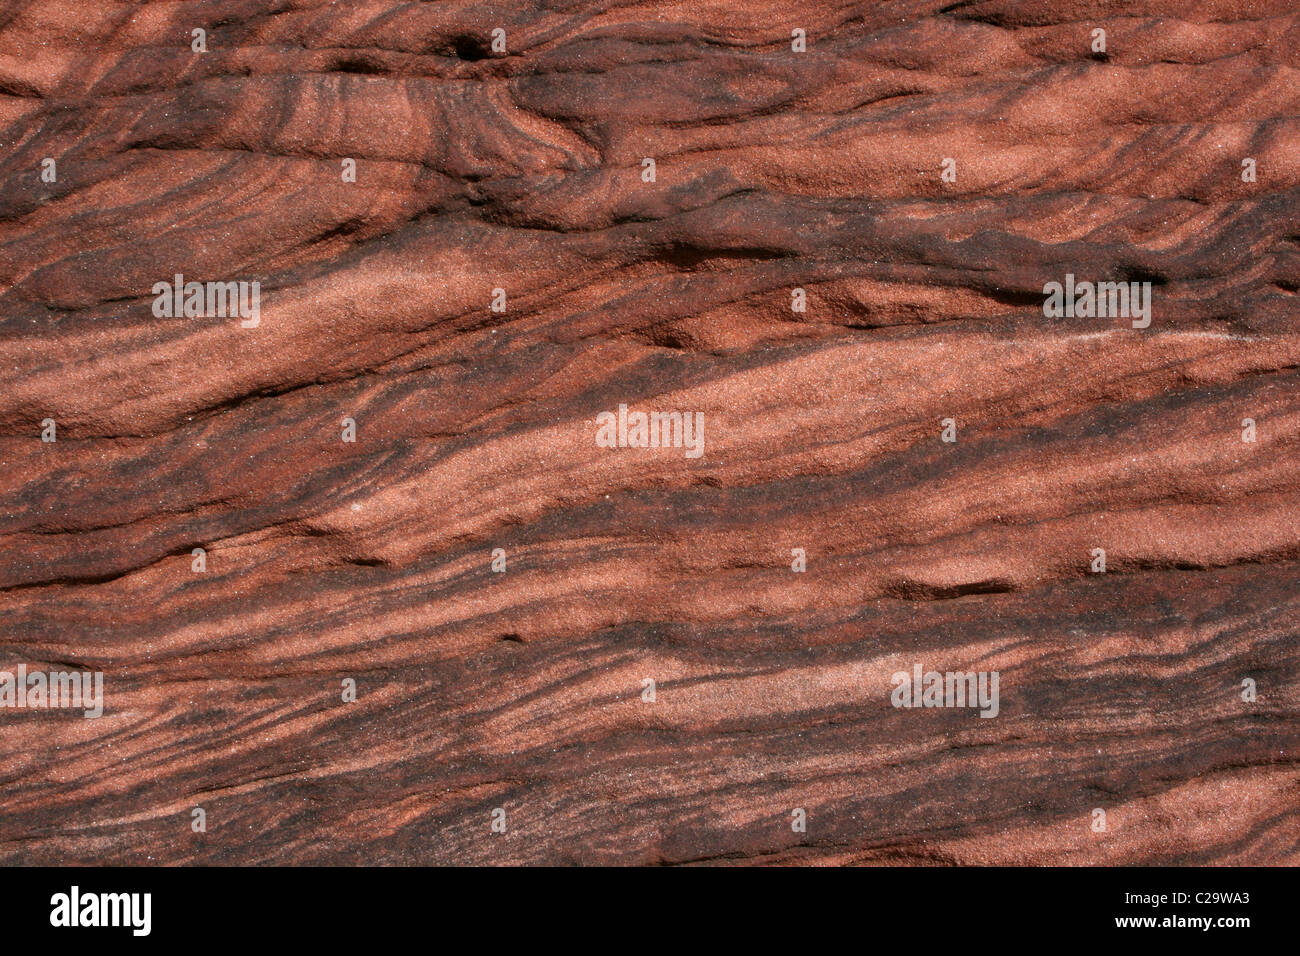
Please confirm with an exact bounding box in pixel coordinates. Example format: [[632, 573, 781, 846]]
[[0, 0, 1297, 864]]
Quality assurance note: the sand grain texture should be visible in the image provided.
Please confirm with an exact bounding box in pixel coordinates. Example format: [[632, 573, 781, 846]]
[[0, 0, 1298, 865]]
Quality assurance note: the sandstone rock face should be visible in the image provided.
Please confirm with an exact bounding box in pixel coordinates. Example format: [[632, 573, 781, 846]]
[[0, 1, 1297, 865]]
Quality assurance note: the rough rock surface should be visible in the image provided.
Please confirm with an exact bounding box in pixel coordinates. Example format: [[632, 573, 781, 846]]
[[0, 0, 1297, 865]]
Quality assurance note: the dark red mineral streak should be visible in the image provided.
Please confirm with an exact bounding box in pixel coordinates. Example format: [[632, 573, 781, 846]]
[[0, 0, 1296, 865]]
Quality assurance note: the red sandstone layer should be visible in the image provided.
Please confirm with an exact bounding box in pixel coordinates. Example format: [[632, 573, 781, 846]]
[[0, 0, 1296, 865]]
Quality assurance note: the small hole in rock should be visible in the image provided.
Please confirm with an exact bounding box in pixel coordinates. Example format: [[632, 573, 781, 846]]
[[452, 36, 489, 61]]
